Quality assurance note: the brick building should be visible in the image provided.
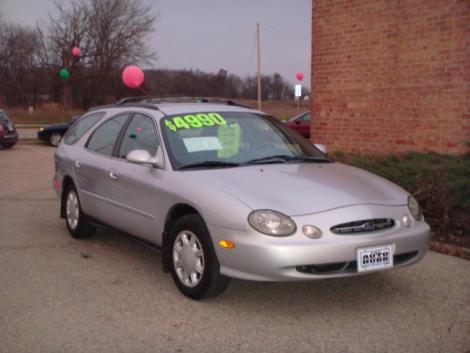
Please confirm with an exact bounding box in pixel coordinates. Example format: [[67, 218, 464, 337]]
[[310, 0, 469, 154]]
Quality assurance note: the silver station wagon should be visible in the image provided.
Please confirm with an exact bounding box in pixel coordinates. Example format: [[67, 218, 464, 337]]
[[54, 98, 431, 299]]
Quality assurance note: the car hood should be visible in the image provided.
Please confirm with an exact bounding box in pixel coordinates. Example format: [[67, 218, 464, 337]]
[[190, 163, 408, 216]]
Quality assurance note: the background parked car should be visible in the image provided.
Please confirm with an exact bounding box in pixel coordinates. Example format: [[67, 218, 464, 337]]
[[0, 110, 19, 149], [283, 111, 311, 138], [38, 115, 80, 146]]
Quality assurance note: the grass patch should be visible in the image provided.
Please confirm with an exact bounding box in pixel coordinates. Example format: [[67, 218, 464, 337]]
[[238, 99, 307, 120], [332, 151, 470, 239], [5, 99, 306, 125], [5, 103, 84, 125]]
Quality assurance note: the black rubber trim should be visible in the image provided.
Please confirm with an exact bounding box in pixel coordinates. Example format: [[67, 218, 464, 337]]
[[89, 218, 163, 256]]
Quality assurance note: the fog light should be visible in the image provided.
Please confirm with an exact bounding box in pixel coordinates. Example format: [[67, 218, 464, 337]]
[[402, 215, 412, 228], [219, 240, 235, 249], [302, 225, 322, 239]]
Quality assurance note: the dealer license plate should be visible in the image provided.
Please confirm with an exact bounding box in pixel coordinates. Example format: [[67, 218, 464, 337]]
[[357, 244, 394, 272]]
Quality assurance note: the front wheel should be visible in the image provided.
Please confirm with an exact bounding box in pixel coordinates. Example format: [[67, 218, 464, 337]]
[[50, 133, 63, 147], [64, 185, 96, 239], [169, 214, 229, 299]]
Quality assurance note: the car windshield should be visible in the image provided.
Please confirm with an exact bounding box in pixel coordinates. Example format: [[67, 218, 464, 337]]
[[0, 111, 11, 123], [160, 111, 328, 170]]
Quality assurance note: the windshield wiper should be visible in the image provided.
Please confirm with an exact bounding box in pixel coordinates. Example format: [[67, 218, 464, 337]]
[[245, 155, 330, 165], [245, 155, 294, 165], [286, 156, 331, 163], [178, 161, 240, 170]]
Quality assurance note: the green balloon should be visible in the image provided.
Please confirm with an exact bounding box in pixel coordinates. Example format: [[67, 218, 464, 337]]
[[59, 68, 70, 79]]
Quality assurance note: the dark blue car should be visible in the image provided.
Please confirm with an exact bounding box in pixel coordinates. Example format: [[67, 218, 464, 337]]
[[37, 116, 80, 146]]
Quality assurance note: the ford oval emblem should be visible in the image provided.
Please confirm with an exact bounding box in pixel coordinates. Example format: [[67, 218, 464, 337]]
[[362, 222, 376, 231]]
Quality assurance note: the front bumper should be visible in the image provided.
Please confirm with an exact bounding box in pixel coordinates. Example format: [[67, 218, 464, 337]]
[[37, 131, 48, 141], [208, 204, 431, 281]]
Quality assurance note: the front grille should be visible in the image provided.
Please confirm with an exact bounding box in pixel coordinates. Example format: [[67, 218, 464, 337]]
[[330, 218, 395, 235]]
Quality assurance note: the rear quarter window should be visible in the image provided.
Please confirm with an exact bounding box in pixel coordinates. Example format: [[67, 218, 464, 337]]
[[0, 111, 11, 123], [63, 112, 105, 145]]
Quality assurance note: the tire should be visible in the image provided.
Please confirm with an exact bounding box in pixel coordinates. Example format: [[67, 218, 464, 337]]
[[64, 184, 96, 239], [50, 133, 63, 147], [168, 214, 229, 299]]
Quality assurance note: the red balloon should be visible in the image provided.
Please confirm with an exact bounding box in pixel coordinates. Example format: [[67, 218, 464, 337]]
[[122, 65, 145, 88], [71, 47, 81, 57], [296, 71, 304, 81]]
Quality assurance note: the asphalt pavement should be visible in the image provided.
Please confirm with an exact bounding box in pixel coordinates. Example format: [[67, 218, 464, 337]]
[[0, 144, 469, 353]]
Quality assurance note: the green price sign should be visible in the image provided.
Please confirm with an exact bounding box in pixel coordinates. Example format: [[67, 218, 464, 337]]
[[164, 113, 227, 132]]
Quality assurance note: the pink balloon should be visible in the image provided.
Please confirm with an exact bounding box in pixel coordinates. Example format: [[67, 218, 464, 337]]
[[71, 47, 81, 57], [122, 65, 145, 89], [296, 71, 304, 81]]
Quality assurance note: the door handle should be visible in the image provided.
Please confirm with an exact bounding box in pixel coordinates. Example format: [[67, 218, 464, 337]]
[[108, 170, 119, 180], [75, 161, 81, 168]]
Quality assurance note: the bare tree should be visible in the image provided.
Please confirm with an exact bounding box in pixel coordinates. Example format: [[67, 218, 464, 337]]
[[46, 0, 158, 107], [87, 0, 157, 70], [47, 1, 91, 67], [0, 23, 47, 105]]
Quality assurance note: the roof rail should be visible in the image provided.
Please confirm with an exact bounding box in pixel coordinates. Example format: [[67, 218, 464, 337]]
[[116, 96, 154, 105], [88, 102, 160, 112], [115, 96, 254, 109]]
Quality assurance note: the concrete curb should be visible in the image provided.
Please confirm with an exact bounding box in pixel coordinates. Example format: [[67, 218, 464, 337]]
[[18, 139, 43, 145], [16, 124, 46, 128]]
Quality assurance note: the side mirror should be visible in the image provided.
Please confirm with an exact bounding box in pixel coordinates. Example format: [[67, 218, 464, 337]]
[[127, 149, 163, 168], [314, 144, 328, 154]]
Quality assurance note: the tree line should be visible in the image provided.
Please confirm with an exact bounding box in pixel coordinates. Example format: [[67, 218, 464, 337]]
[[0, 0, 307, 109]]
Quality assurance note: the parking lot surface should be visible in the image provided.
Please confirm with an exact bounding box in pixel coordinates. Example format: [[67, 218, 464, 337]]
[[1, 144, 469, 353]]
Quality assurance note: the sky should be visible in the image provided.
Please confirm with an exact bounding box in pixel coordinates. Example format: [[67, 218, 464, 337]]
[[0, 0, 312, 87]]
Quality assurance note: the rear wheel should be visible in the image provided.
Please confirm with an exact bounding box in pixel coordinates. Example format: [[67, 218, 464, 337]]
[[50, 133, 62, 147], [169, 214, 229, 299], [64, 185, 96, 239]]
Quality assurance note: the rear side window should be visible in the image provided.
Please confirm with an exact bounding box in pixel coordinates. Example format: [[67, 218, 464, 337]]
[[0, 111, 11, 123], [118, 114, 159, 158], [86, 114, 130, 156], [63, 112, 105, 145]]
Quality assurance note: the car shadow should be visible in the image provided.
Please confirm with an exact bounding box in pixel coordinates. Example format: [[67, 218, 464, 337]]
[[84, 227, 415, 315]]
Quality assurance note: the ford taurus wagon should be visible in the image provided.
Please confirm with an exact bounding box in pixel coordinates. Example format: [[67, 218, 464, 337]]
[[53, 97, 430, 299]]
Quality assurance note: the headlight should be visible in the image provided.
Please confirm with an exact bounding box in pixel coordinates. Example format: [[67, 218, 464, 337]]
[[248, 210, 296, 236], [408, 195, 422, 221], [38, 127, 44, 132]]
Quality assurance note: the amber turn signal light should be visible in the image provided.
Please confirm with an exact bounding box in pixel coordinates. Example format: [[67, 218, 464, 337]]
[[219, 240, 235, 249]]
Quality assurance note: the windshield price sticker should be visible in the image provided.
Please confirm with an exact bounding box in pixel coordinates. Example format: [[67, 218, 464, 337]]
[[164, 113, 227, 132], [218, 122, 241, 158]]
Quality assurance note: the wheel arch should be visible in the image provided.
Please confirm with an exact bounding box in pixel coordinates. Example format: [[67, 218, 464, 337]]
[[162, 203, 201, 272]]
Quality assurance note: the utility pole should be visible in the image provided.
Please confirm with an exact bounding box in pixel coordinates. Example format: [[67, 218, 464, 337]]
[[256, 23, 261, 110]]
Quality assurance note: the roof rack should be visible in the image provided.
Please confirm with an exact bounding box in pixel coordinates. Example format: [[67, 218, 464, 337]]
[[115, 96, 254, 109], [88, 102, 160, 112]]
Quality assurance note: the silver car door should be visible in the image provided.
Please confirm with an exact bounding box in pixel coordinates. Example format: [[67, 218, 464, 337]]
[[76, 113, 131, 226], [103, 113, 165, 242]]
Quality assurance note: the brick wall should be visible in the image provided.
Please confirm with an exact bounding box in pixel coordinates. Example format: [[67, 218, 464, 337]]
[[310, 0, 469, 154]]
